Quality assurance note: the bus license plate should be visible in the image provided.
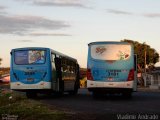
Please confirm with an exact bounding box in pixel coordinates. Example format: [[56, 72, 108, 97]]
[[107, 77, 113, 81]]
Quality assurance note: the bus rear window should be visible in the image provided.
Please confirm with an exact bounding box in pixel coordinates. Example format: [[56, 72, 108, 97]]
[[91, 44, 131, 60], [14, 50, 46, 65]]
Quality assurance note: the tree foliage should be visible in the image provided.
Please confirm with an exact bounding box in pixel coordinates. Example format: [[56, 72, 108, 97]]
[[121, 39, 159, 70], [0, 58, 2, 65]]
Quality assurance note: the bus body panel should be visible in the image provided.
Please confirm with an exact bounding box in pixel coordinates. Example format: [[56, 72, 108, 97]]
[[87, 59, 134, 82], [87, 80, 134, 89], [10, 48, 52, 90], [10, 47, 80, 96], [87, 41, 137, 93]]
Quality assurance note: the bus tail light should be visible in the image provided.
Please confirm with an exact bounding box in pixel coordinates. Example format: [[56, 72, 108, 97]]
[[127, 69, 134, 81], [87, 69, 93, 80]]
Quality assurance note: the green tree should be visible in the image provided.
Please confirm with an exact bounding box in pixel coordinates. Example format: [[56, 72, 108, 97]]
[[0, 58, 2, 65], [0, 58, 2, 77], [121, 39, 159, 71]]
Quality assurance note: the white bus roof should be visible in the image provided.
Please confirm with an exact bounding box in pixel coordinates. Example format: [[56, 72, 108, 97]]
[[88, 41, 132, 46], [12, 47, 77, 62]]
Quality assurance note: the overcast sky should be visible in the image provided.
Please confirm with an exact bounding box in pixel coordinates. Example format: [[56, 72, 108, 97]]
[[0, 0, 160, 68]]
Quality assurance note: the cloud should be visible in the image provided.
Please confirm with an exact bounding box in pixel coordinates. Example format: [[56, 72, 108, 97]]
[[29, 32, 71, 36], [107, 9, 133, 15], [0, 14, 70, 35], [0, 5, 6, 10], [17, 40, 33, 42], [0, 5, 7, 14], [143, 13, 160, 18], [16, 0, 87, 8], [107, 9, 160, 19]]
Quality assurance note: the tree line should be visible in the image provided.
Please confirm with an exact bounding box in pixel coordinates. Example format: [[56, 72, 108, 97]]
[[0, 58, 2, 65], [122, 39, 159, 72], [0, 58, 10, 77]]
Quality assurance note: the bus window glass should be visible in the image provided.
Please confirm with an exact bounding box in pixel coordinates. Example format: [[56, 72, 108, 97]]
[[91, 44, 131, 60], [51, 54, 55, 62], [15, 50, 45, 65]]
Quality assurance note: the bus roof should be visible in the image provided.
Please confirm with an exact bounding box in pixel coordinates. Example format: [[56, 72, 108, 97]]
[[11, 47, 77, 62], [88, 41, 132, 46], [51, 49, 77, 62]]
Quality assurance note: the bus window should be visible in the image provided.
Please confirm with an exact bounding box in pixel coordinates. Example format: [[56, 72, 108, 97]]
[[91, 44, 131, 61], [15, 50, 45, 65], [51, 54, 55, 63]]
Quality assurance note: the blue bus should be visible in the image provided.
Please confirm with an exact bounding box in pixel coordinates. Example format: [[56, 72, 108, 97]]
[[10, 47, 80, 98], [87, 41, 137, 98]]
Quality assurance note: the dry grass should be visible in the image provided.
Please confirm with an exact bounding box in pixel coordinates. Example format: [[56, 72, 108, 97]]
[[0, 89, 66, 120]]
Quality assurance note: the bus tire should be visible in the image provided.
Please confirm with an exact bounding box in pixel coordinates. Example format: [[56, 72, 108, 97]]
[[92, 92, 102, 99], [69, 87, 78, 95], [69, 80, 79, 95], [26, 91, 37, 99], [54, 91, 63, 97], [74, 81, 79, 94], [122, 92, 132, 98]]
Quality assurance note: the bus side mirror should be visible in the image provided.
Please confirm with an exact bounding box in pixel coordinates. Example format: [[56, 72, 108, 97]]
[[10, 52, 12, 55]]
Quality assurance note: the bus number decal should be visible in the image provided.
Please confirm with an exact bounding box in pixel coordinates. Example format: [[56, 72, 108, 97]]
[[108, 72, 119, 77]]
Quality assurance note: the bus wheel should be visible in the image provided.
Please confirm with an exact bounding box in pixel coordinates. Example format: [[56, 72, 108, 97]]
[[122, 92, 132, 99], [92, 92, 102, 99], [69, 83, 79, 95], [69, 88, 78, 95], [54, 91, 63, 97], [26, 91, 37, 99]]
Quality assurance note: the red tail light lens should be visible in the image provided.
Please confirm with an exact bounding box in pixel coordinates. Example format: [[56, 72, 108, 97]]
[[87, 68, 93, 80], [127, 69, 134, 81]]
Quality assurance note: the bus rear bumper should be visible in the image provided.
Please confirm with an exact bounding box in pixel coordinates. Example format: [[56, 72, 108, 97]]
[[87, 80, 134, 92], [10, 81, 51, 90]]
